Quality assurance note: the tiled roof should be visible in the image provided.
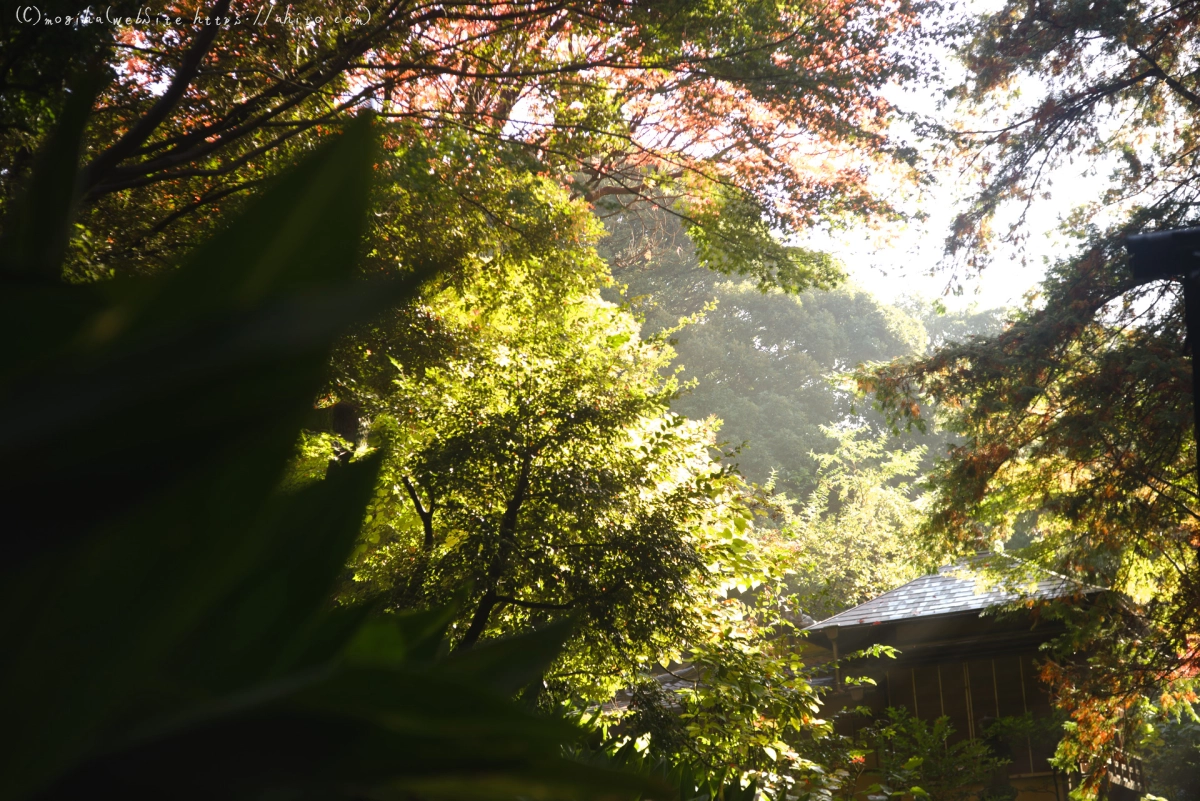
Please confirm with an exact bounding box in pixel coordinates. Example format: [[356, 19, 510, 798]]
[[804, 556, 1092, 632]]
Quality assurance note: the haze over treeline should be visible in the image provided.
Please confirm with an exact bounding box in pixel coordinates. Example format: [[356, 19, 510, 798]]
[[603, 211, 1005, 499]]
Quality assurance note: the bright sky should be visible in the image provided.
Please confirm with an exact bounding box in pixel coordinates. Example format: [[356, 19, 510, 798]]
[[807, 0, 1120, 313], [829, 164, 1114, 312]]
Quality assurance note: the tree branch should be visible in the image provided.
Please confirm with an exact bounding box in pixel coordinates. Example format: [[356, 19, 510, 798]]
[[401, 475, 435, 551], [494, 595, 574, 611], [81, 0, 232, 192], [456, 451, 535, 651], [1133, 46, 1200, 110]]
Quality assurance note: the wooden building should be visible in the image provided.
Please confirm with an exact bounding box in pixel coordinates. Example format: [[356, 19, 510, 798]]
[[801, 558, 1141, 800]]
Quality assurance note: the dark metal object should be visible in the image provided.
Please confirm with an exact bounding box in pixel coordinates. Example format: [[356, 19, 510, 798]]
[[1127, 227, 1200, 283], [1123, 226, 1200, 282], [1126, 226, 1200, 482]]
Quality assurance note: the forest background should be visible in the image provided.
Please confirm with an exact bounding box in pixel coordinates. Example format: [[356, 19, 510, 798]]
[[2, 0, 1199, 799]]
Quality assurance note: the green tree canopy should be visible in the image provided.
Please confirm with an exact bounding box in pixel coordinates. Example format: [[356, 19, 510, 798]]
[[781, 426, 932, 620], [341, 286, 742, 681]]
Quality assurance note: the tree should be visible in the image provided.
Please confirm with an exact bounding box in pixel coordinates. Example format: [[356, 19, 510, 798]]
[[308, 157, 752, 700], [894, 296, 1010, 352], [651, 588, 829, 798], [606, 212, 935, 500], [328, 272, 846, 797], [344, 289, 741, 673], [857, 0, 1200, 789], [1, 0, 929, 288], [940, 0, 1200, 269], [1140, 703, 1200, 801], [613, 542, 897, 801], [781, 426, 932, 620]]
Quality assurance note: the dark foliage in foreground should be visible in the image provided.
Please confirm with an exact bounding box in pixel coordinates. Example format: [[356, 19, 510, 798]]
[[0, 94, 663, 801]]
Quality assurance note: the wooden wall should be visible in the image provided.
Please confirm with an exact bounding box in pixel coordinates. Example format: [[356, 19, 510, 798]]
[[836, 654, 1057, 776]]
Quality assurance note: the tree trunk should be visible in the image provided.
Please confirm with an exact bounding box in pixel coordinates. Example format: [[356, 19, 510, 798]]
[[454, 452, 533, 651], [400, 476, 435, 604]]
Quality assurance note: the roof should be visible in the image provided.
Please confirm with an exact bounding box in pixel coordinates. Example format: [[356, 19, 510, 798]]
[[804, 555, 1092, 632]]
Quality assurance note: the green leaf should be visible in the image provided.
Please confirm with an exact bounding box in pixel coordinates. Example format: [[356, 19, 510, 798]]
[[37, 697, 657, 801], [0, 75, 100, 280], [440, 618, 576, 695], [169, 455, 385, 692], [343, 605, 460, 670]]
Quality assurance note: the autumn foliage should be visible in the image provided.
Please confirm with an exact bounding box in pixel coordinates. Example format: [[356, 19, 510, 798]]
[[858, 0, 1200, 791], [1, 0, 928, 285]]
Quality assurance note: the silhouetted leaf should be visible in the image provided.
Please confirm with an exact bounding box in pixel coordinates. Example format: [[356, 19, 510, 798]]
[[0, 75, 99, 280], [0, 104, 659, 801], [441, 618, 576, 695]]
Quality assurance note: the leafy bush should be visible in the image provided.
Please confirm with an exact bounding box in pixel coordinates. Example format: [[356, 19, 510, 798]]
[[1141, 707, 1200, 801], [861, 708, 1012, 801]]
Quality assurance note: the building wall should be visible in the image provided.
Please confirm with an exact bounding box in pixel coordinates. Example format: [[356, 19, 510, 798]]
[[828, 652, 1067, 800], [878, 654, 1057, 772]]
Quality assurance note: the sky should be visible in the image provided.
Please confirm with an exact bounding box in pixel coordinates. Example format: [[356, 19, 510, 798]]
[[808, 0, 1119, 313], [830, 164, 1114, 311]]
